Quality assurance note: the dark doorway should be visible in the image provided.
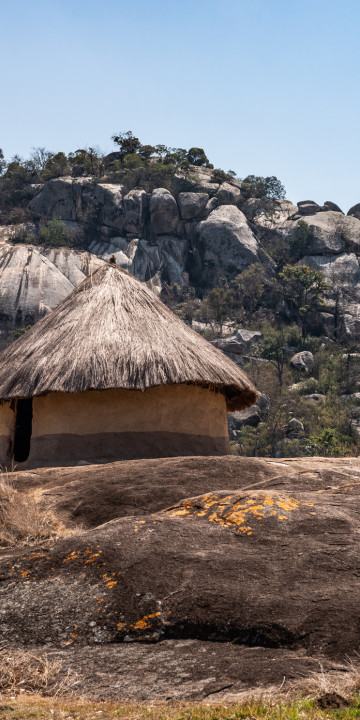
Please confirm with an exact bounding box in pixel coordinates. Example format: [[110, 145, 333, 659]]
[[14, 399, 33, 463]]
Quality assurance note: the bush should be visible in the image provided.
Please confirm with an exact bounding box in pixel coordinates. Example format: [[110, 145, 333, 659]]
[[12, 218, 83, 250], [39, 218, 82, 248]]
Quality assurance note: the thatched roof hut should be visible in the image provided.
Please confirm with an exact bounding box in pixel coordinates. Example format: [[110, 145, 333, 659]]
[[0, 263, 257, 467]]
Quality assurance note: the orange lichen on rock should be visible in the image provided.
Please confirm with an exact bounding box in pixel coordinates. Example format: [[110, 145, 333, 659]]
[[131, 612, 161, 631], [163, 490, 315, 534]]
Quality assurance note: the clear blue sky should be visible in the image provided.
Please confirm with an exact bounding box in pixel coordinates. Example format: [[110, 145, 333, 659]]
[[1, 0, 359, 211]]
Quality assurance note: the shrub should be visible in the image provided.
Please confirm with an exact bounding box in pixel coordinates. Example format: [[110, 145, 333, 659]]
[[288, 220, 315, 261], [39, 218, 82, 248]]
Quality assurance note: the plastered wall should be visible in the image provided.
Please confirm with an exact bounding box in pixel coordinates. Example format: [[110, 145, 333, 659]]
[[31, 385, 228, 439]]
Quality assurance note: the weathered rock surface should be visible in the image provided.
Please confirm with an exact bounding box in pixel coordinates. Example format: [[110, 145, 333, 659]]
[[3, 454, 360, 678], [296, 212, 346, 254], [149, 188, 179, 235], [302, 252, 360, 288], [196, 206, 262, 283], [290, 351, 314, 371], [177, 192, 209, 220], [228, 405, 261, 429], [29, 177, 125, 231], [44, 641, 333, 702], [123, 188, 148, 235], [242, 198, 297, 228], [213, 328, 263, 359], [347, 202, 360, 220], [0, 242, 103, 330], [296, 200, 321, 216], [295, 211, 360, 255], [2, 173, 360, 340], [216, 182, 241, 205], [324, 201, 343, 213]]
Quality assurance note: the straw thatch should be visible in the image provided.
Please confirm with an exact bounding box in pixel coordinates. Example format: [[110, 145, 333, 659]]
[[0, 263, 257, 411]]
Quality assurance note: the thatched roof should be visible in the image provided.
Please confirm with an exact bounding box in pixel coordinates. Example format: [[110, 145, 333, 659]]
[[0, 263, 257, 411]]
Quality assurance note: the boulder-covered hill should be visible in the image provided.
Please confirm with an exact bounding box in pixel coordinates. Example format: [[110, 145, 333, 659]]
[[2, 168, 360, 340]]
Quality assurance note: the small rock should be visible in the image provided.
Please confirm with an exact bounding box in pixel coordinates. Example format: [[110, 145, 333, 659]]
[[228, 405, 261, 429], [213, 329, 263, 357], [303, 393, 326, 403], [316, 692, 350, 709], [286, 418, 304, 439], [287, 418, 304, 432], [256, 393, 270, 412], [290, 351, 314, 371]]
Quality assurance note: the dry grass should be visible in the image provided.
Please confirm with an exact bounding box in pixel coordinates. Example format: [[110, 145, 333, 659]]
[[0, 648, 78, 697], [289, 656, 360, 699], [0, 661, 359, 718], [0, 474, 73, 547]]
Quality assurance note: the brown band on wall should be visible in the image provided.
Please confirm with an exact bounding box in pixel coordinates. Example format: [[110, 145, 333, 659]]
[[27, 431, 230, 467]]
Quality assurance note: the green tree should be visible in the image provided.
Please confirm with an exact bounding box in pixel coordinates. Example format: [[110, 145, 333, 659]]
[[288, 220, 315, 261], [255, 327, 291, 390], [111, 131, 141, 161], [42, 152, 69, 180], [205, 286, 235, 336], [277, 264, 329, 339], [232, 263, 266, 320], [68, 147, 101, 176], [186, 147, 211, 167], [138, 144, 156, 161], [241, 175, 286, 200]]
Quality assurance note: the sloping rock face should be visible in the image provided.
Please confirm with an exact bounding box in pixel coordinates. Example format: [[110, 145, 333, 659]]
[[194, 205, 263, 285], [3, 455, 360, 671], [0, 242, 103, 332]]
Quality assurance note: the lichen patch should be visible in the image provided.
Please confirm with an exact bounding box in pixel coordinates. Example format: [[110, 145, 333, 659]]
[[163, 491, 314, 535]]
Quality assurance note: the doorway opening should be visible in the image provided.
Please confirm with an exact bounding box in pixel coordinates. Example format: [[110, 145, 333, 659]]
[[14, 399, 33, 463]]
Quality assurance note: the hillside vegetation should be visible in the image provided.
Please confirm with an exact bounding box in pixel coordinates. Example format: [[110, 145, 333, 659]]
[[1, 134, 360, 457]]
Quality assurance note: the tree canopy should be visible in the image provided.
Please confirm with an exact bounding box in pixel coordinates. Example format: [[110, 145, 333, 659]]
[[241, 175, 286, 200]]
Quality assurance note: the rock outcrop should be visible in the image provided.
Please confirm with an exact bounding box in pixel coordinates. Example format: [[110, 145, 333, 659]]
[[1, 171, 360, 341], [0, 242, 103, 332], [2, 455, 360, 674], [195, 205, 263, 284]]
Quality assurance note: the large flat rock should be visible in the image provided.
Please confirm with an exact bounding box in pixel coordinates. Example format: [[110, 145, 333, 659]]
[[1, 455, 360, 683]]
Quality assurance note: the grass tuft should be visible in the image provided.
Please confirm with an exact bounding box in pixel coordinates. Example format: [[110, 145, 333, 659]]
[[0, 648, 78, 697], [0, 473, 73, 547]]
